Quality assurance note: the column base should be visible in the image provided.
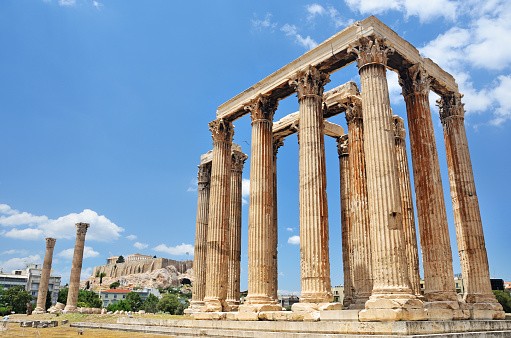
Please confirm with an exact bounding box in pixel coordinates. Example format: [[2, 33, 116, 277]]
[[201, 297, 227, 312], [359, 295, 427, 322], [467, 301, 506, 320], [299, 291, 334, 304], [32, 308, 46, 314], [239, 303, 282, 313], [63, 305, 78, 313], [184, 301, 203, 314], [225, 300, 240, 312], [424, 300, 464, 320]]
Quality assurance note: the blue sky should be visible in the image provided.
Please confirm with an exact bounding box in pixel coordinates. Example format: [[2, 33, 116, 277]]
[[0, 0, 510, 294]]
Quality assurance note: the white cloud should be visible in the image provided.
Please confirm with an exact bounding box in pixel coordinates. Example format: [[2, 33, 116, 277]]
[[252, 13, 278, 32], [92, 1, 103, 9], [0, 205, 48, 226], [4, 228, 43, 240], [81, 267, 93, 280], [281, 24, 318, 50], [187, 178, 198, 192], [58, 0, 75, 6], [286, 227, 294, 232], [126, 234, 137, 240], [288, 235, 300, 245], [2, 249, 28, 255], [306, 4, 351, 28], [386, 70, 402, 105], [306, 4, 326, 20], [0, 204, 17, 215], [153, 243, 194, 256], [134, 242, 148, 250], [0, 254, 41, 272], [242, 178, 250, 205], [57, 246, 99, 260]]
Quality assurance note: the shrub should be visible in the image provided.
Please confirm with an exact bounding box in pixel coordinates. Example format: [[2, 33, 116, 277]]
[[107, 300, 132, 312], [493, 290, 511, 313], [142, 294, 159, 313], [125, 292, 142, 312], [157, 294, 181, 314]]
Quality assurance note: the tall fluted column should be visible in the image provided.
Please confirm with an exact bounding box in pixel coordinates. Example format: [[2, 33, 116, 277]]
[[203, 118, 234, 312], [393, 115, 421, 297], [189, 160, 212, 312], [349, 36, 426, 321], [272, 137, 284, 301], [240, 95, 281, 312], [399, 64, 460, 320], [64, 223, 90, 312], [337, 134, 353, 308], [291, 65, 336, 308], [345, 100, 373, 309], [226, 149, 248, 310], [438, 93, 505, 320], [34, 238, 56, 313]]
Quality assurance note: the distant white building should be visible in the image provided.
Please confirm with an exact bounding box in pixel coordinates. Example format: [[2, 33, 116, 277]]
[[0, 263, 61, 305]]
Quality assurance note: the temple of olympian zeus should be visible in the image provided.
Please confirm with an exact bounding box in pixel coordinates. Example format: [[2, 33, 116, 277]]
[[190, 16, 505, 322]]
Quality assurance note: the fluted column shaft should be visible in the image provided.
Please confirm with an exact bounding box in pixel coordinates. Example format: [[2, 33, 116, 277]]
[[35, 238, 56, 312], [337, 134, 353, 308], [394, 116, 421, 297], [272, 137, 284, 301], [203, 118, 233, 312], [439, 93, 504, 318], [65, 223, 90, 312], [241, 95, 281, 311], [399, 65, 459, 311], [345, 101, 373, 309], [190, 162, 212, 308], [294, 66, 333, 303], [226, 150, 247, 309], [350, 36, 425, 321]]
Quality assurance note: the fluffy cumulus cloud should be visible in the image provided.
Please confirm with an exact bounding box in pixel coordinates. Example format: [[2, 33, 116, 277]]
[[134, 242, 148, 250], [0, 204, 124, 242], [306, 3, 352, 28], [57, 246, 99, 259], [288, 235, 300, 245], [153, 243, 194, 256], [281, 24, 318, 50], [81, 267, 93, 280], [0, 254, 41, 272]]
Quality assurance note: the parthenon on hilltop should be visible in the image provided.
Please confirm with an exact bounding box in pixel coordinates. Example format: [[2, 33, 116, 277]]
[[190, 15, 505, 322]]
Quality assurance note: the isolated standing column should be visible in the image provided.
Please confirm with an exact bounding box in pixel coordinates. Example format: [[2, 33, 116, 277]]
[[189, 160, 212, 311], [439, 93, 505, 320], [349, 36, 425, 321], [203, 118, 233, 312], [34, 237, 56, 313], [65, 222, 90, 312]]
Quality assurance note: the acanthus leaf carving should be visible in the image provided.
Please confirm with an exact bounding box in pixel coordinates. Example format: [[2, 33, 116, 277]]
[[245, 94, 279, 123], [348, 35, 394, 69], [231, 151, 248, 173], [393, 115, 406, 140], [209, 118, 234, 143], [398, 63, 431, 98], [75, 222, 90, 238], [197, 162, 212, 190], [273, 136, 285, 157], [45, 237, 57, 248], [437, 92, 465, 124], [290, 65, 330, 100], [337, 134, 349, 157], [344, 99, 363, 126]]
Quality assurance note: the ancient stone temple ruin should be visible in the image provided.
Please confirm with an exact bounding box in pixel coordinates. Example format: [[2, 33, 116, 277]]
[[190, 16, 504, 323]]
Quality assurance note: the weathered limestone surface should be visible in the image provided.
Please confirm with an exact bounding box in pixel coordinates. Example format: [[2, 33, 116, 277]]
[[291, 66, 333, 306], [240, 95, 281, 312], [226, 150, 247, 310], [344, 100, 373, 310], [34, 237, 56, 313], [189, 161, 212, 312], [336, 134, 353, 308], [438, 93, 505, 320], [393, 116, 421, 298], [350, 36, 425, 321], [203, 119, 234, 312], [272, 137, 284, 301], [65, 223, 90, 313], [399, 64, 460, 320]]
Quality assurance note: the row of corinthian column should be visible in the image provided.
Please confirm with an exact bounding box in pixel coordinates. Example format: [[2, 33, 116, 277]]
[[192, 35, 503, 321]]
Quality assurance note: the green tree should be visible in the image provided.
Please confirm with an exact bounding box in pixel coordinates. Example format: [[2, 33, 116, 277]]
[[157, 294, 180, 314], [99, 272, 106, 285], [106, 300, 132, 312], [57, 288, 68, 304], [116, 255, 125, 263], [493, 290, 511, 313], [109, 282, 120, 289], [142, 294, 159, 313], [125, 292, 143, 312], [45, 289, 52, 310], [78, 289, 102, 308], [1, 285, 34, 314]]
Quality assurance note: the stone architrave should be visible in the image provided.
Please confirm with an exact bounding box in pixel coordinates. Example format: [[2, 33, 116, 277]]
[[240, 95, 282, 313], [226, 148, 248, 310], [64, 223, 90, 313], [438, 93, 505, 320], [34, 238, 57, 313], [344, 100, 373, 309], [399, 64, 460, 320], [290, 65, 338, 310], [203, 118, 234, 312], [188, 160, 212, 312], [348, 36, 426, 321], [336, 134, 353, 308], [393, 115, 421, 298], [272, 136, 284, 301]]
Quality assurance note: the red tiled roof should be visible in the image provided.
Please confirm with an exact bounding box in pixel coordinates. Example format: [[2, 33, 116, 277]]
[[102, 289, 131, 293]]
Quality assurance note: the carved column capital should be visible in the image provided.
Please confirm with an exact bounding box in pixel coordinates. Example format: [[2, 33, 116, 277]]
[[75, 222, 90, 239], [289, 65, 330, 100], [245, 94, 279, 123], [437, 92, 465, 124], [197, 162, 212, 191], [344, 99, 363, 125], [45, 237, 56, 249], [273, 136, 285, 158], [231, 151, 248, 173], [398, 64, 431, 98], [337, 134, 349, 157], [348, 35, 394, 70], [393, 115, 406, 140], [209, 118, 234, 143]]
